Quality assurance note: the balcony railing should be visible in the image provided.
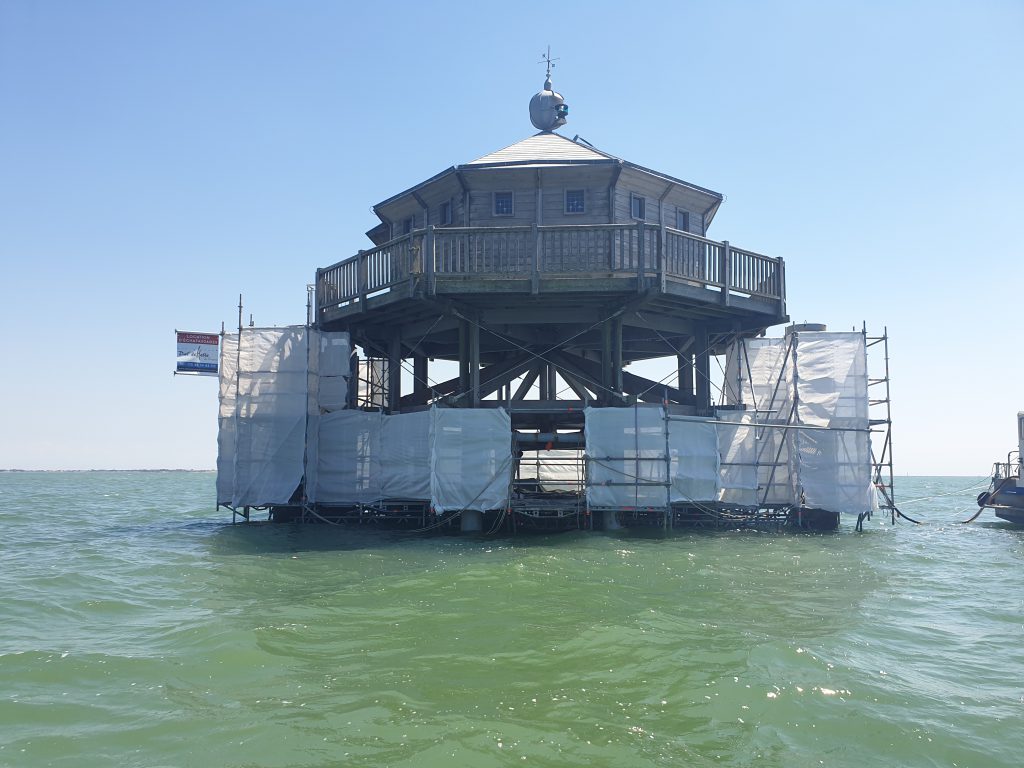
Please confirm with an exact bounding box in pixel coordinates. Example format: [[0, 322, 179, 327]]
[[317, 222, 785, 314]]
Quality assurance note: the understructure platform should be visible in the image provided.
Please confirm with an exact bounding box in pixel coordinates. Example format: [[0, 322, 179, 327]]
[[245, 500, 836, 533]]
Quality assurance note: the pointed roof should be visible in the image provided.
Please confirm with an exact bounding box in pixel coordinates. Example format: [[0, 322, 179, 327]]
[[372, 132, 723, 219], [467, 131, 613, 167]]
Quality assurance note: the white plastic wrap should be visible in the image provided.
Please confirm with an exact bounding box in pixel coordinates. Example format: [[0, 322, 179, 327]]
[[723, 330, 873, 514], [793, 333, 867, 427], [311, 408, 511, 509], [667, 417, 720, 503], [380, 410, 432, 499], [216, 333, 238, 505], [314, 410, 383, 503], [791, 332, 872, 514], [228, 328, 309, 507], [796, 428, 874, 514], [430, 408, 513, 513], [585, 407, 669, 509], [304, 331, 351, 501], [217, 328, 351, 507], [318, 332, 351, 412], [716, 411, 759, 507], [517, 448, 584, 494]]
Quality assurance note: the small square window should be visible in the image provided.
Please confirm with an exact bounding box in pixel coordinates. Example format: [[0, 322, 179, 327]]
[[630, 194, 646, 220], [565, 189, 585, 214], [676, 208, 689, 231], [493, 191, 514, 217], [402, 215, 415, 235], [439, 199, 452, 226]]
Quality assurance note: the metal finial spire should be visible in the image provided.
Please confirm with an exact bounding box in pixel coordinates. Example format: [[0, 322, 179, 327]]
[[538, 46, 559, 88], [529, 48, 568, 131]]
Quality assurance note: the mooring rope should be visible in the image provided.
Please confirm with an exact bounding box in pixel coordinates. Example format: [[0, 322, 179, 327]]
[[897, 479, 990, 506], [958, 507, 985, 524]]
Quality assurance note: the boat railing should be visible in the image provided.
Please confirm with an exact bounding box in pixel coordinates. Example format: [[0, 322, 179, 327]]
[[991, 451, 1020, 481], [317, 222, 786, 314]]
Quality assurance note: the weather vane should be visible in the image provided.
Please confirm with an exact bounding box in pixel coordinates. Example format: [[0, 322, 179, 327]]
[[538, 46, 559, 80]]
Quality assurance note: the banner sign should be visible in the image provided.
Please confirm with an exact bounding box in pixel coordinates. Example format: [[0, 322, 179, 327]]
[[176, 331, 219, 375]]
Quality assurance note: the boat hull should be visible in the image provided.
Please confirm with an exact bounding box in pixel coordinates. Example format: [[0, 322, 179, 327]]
[[979, 476, 1024, 523]]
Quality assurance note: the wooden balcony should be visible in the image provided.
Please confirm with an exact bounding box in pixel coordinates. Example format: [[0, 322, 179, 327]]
[[316, 222, 786, 324]]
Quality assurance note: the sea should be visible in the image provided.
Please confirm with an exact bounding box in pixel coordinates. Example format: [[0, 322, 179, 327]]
[[1, 472, 1020, 768]]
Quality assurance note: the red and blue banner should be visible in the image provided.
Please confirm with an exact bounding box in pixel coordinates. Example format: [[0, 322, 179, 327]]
[[176, 331, 219, 375]]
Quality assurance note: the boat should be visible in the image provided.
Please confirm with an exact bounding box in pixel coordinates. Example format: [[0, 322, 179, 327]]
[[977, 412, 1024, 523]]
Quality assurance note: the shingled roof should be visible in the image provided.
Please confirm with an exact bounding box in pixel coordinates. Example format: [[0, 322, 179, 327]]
[[466, 131, 615, 166], [371, 132, 723, 222]]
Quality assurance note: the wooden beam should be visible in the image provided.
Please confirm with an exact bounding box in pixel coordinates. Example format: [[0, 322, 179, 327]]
[[559, 370, 595, 403], [512, 365, 541, 401], [403, 350, 534, 407], [554, 349, 691, 405]]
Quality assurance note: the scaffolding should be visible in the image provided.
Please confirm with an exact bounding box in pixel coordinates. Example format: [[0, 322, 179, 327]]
[[866, 325, 897, 523], [216, 325, 885, 532]]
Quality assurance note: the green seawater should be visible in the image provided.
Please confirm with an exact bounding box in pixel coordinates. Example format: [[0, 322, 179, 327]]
[[1, 472, 1021, 767]]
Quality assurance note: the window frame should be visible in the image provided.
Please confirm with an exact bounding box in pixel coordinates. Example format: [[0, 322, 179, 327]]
[[439, 199, 453, 226], [564, 188, 586, 215], [402, 215, 415, 235], [493, 191, 515, 217], [630, 193, 646, 221], [675, 207, 690, 232]]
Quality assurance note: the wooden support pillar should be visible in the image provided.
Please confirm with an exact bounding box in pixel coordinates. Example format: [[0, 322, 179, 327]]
[[694, 325, 711, 414], [613, 317, 624, 397], [414, 355, 428, 402], [677, 352, 694, 399], [469, 321, 480, 407], [388, 334, 402, 413], [458, 320, 469, 400], [601, 320, 613, 404], [348, 348, 359, 409]]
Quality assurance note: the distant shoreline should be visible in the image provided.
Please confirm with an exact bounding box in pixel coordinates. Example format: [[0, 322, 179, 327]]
[[0, 468, 216, 473]]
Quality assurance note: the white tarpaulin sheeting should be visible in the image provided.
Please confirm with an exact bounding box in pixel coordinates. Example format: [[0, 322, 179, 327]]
[[668, 417, 720, 503], [585, 408, 723, 508], [313, 410, 383, 503], [585, 407, 669, 509], [215, 334, 238, 505], [723, 330, 873, 514], [430, 408, 512, 513], [217, 327, 350, 507], [716, 411, 759, 507], [229, 327, 309, 507], [791, 332, 872, 514], [380, 410, 432, 499], [517, 448, 584, 494], [309, 407, 511, 512]]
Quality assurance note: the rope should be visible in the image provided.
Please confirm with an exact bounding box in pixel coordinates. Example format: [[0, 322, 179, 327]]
[[958, 507, 985, 524], [398, 455, 513, 535], [897, 479, 990, 505]]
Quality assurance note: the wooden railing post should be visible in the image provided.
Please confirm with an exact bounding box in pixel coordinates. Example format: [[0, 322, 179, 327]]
[[636, 220, 645, 291], [720, 240, 731, 306], [531, 223, 540, 294], [425, 225, 436, 296], [358, 249, 368, 311], [658, 224, 666, 292], [778, 257, 786, 316]]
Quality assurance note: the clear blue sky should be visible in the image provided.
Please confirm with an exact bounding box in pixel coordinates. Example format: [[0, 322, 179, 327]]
[[1, 0, 1021, 475]]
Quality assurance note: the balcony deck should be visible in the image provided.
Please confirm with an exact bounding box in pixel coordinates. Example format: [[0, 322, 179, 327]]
[[316, 222, 785, 326]]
